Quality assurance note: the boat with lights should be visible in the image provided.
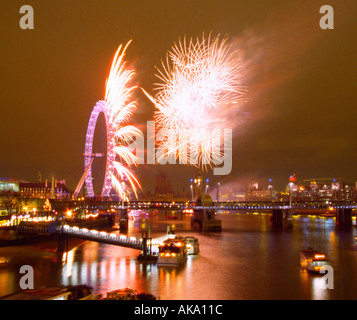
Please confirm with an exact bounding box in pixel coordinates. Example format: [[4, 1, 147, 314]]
[[157, 236, 187, 266], [300, 248, 329, 274], [103, 288, 156, 300], [185, 236, 199, 255]]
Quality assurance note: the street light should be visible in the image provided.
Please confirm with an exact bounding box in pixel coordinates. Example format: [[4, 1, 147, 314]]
[[190, 179, 194, 202], [268, 178, 273, 200], [289, 182, 293, 208], [289, 174, 297, 208]]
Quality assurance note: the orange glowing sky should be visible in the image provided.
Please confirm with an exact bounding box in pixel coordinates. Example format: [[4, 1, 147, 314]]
[[1, 0, 356, 192]]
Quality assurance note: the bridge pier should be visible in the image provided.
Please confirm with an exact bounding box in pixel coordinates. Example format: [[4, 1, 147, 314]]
[[284, 210, 293, 229], [191, 209, 222, 231], [119, 209, 128, 231], [271, 209, 284, 229], [336, 208, 352, 227], [142, 236, 148, 259], [137, 230, 157, 261], [57, 233, 68, 253]]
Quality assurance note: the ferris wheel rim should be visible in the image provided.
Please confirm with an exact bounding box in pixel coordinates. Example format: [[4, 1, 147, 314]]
[[84, 100, 115, 198]]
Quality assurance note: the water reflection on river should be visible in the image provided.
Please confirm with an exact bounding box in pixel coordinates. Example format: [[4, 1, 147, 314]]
[[1, 211, 357, 299]]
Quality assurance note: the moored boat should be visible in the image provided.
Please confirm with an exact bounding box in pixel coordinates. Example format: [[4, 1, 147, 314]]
[[300, 248, 329, 274], [185, 236, 199, 255], [103, 288, 156, 300], [158, 236, 187, 266]]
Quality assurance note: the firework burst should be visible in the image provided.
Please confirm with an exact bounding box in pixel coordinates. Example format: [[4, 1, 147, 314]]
[[105, 41, 141, 201], [144, 33, 245, 169]]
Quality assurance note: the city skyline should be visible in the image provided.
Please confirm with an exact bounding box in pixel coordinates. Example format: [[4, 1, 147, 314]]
[[1, 1, 356, 196]]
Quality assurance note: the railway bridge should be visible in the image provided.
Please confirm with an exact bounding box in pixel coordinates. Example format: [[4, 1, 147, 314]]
[[15, 200, 356, 254]]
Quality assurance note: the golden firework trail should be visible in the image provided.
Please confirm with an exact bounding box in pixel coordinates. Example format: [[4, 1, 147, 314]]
[[105, 41, 141, 201]]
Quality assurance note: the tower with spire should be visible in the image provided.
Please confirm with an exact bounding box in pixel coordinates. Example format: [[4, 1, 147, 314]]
[[193, 169, 203, 202]]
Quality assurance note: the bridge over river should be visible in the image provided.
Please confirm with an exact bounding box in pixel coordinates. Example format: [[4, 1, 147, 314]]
[[51, 199, 357, 212], [50, 199, 357, 228], [14, 200, 357, 257], [16, 220, 155, 259]]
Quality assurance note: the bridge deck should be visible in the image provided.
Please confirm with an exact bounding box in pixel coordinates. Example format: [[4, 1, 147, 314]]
[[59, 225, 143, 250], [51, 199, 357, 212], [16, 222, 144, 250]]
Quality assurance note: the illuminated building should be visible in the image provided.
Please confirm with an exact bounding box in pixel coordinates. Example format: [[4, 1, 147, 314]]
[[291, 179, 357, 202], [19, 178, 71, 200], [154, 170, 174, 201], [0, 178, 20, 193], [193, 169, 202, 201]]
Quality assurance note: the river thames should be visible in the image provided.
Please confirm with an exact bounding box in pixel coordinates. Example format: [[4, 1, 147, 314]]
[[1, 211, 357, 300]]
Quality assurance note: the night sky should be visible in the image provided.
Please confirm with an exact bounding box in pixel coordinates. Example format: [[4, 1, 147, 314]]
[[1, 0, 356, 194]]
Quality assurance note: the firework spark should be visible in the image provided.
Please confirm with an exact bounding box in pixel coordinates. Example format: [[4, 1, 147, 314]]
[[144, 33, 245, 169], [105, 41, 141, 201]]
